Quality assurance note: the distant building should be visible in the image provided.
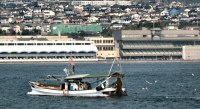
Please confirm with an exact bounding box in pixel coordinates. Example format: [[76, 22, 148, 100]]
[[114, 29, 200, 60], [0, 36, 98, 62], [85, 36, 119, 59]]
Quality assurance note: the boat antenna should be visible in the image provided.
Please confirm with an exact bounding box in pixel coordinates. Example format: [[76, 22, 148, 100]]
[[119, 59, 122, 73], [70, 56, 75, 75], [108, 58, 116, 75]]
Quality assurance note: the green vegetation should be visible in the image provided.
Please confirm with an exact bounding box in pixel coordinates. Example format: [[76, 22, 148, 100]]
[[101, 29, 114, 37]]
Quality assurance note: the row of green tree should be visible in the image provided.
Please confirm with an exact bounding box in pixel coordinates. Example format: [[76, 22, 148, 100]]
[[0, 29, 41, 35]]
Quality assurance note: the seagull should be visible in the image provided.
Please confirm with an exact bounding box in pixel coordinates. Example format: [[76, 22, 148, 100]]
[[142, 87, 148, 90], [146, 80, 153, 84], [192, 73, 195, 76]]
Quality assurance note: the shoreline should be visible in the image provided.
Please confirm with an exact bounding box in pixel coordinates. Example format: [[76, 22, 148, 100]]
[[0, 60, 200, 64]]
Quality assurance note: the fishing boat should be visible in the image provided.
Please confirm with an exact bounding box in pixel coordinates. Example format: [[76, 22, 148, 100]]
[[27, 58, 127, 97]]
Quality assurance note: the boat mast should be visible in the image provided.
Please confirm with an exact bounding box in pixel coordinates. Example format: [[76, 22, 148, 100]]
[[64, 56, 75, 76]]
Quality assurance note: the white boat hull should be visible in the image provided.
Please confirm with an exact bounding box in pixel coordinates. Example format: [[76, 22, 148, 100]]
[[27, 86, 123, 97]]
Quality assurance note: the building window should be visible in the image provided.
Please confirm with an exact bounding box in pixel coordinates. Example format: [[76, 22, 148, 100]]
[[8, 43, 15, 45], [111, 47, 113, 50], [66, 43, 71, 45], [85, 43, 90, 45], [56, 43, 62, 45], [27, 43, 35, 45], [17, 43, 24, 45], [75, 43, 81, 45], [98, 47, 102, 50], [37, 43, 43, 45], [47, 43, 53, 45]]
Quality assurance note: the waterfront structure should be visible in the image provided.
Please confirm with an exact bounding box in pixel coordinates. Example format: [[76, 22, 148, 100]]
[[0, 36, 98, 62], [183, 46, 200, 60], [114, 28, 200, 60], [85, 36, 119, 59]]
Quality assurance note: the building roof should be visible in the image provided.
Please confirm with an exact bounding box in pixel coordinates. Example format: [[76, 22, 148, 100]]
[[161, 30, 199, 35], [122, 30, 151, 35], [17, 38, 48, 41]]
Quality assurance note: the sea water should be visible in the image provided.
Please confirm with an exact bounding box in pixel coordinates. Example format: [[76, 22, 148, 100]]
[[0, 62, 200, 109]]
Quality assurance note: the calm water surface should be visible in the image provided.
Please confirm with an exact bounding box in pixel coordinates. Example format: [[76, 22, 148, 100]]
[[0, 62, 200, 109]]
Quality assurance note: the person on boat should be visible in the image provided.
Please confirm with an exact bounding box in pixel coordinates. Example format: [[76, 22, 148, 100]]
[[115, 77, 123, 96], [78, 83, 84, 90]]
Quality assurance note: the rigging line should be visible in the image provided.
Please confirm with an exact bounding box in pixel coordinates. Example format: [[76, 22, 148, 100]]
[[108, 58, 116, 75], [95, 58, 117, 89]]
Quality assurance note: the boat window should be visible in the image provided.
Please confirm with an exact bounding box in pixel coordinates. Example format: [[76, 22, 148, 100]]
[[0, 43, 4, 45]]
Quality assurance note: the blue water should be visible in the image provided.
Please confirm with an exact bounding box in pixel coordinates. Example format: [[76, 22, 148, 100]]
[[0, 62, 200, 109]]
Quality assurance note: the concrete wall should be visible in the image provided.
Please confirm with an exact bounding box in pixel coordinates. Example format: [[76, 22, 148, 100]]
[[183, 46, 200, 60], [97, 51, 118, 59]]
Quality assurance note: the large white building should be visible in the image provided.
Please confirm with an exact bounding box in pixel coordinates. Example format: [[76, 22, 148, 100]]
[[0, 36, 98, 62]]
